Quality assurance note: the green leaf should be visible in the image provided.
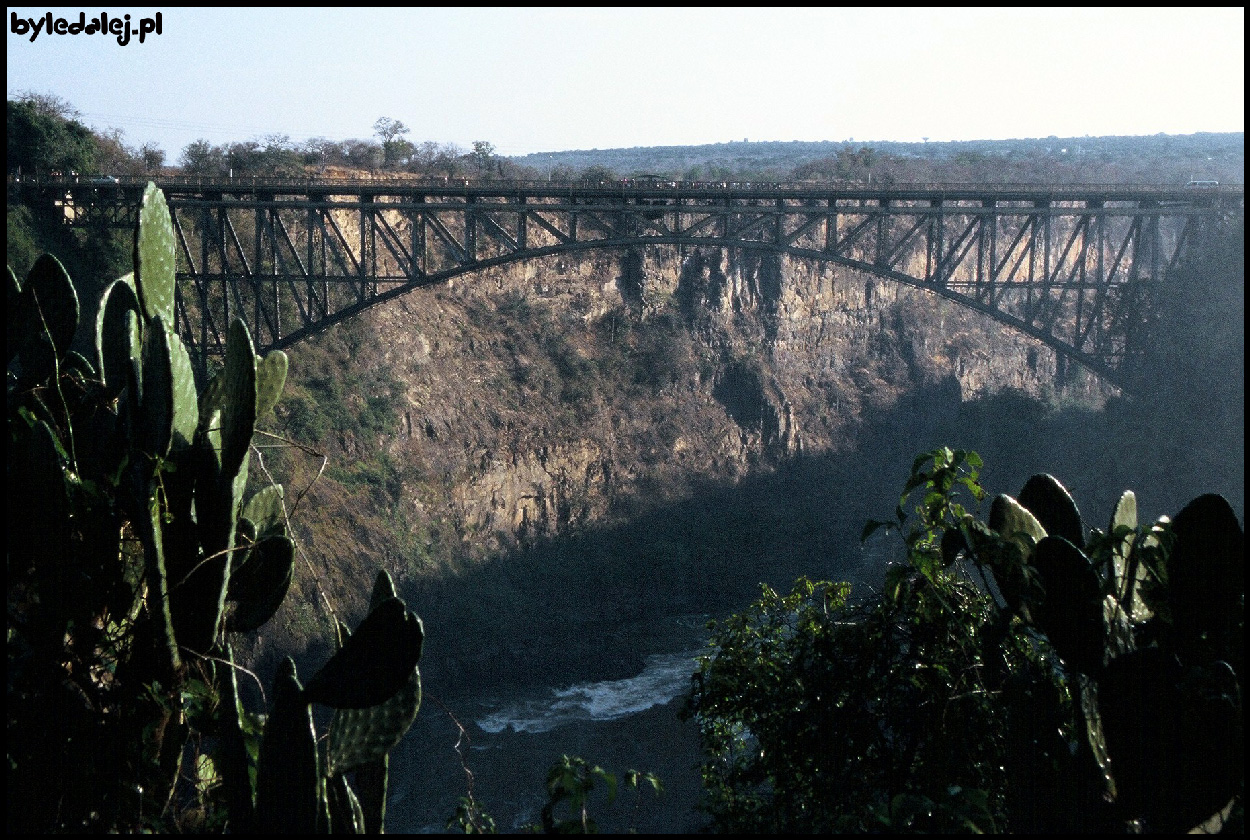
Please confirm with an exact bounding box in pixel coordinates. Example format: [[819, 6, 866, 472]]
[[225, 535, 294, 633], [168, 331, 199, 452], [327, 773, 365, 834], [63, 349, 96, 379], [989, 494, 1047, 560], [17, 254, 80, 383], [256, 659, 321, 835], [1109, 490, 1137, 534], [220, 319, 258, 479], [255, 350, 288, 420], [1017, 473, 1084, 548], [326, 665, 421, 776], [242, 484, 286, 539], [1167, 493, 1244, 659], [1031, 536, 1104, 674], [303, 598, 424, 709], [1108, 491, 1150, 620], [352, 756, 390, 834], [884, 564, 912, 605], [370, 568, 397, 609], [198, 369, 225, 435], [96, 274, 142, 396], [137, 316, 175, 459], [170, 444, 245, 654], [134, 183, 176, 326], [218, 644, 257, 831]]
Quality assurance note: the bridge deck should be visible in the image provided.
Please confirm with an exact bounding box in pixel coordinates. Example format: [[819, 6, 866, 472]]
[[11, 174, 1245, 205]]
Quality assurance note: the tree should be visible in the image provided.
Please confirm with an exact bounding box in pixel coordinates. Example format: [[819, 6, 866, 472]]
[[374, 117, 412, 168], [684, 448, 1244, 833], [470, 140, 496, 174], [92, 126, 138, 175], [138, 142, 166, 172], [435, 143, 465, 177], [411, 140, 442, 173], [7, 185, 427, 832], [226, 139, 264, 174], [11, 90, 81, 120], [346, 139, 384, 169], [683, 449, 1017, 832], [578, 164, 617, 183], [180, 138, 226, 176], [7, 97, 97, 175]]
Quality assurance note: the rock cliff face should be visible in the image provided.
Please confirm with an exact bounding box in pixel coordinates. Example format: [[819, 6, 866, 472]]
[[248, 242, 1109, 675], [371, 245, 1093, 539]]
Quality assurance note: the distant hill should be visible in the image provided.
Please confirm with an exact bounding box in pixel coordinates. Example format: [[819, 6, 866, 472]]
[[508, 133, 1244, 185]]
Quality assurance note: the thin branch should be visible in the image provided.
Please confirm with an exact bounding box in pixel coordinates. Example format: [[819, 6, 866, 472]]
[[249, 433, 339, 627], [253, 428, 327, 521], [429, 693, 490, 829], [168, 543, 250, 592], [191, 649, 267, 706]]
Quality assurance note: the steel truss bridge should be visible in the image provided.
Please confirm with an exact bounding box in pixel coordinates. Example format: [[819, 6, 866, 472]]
[[17, 176, 1243, 389]]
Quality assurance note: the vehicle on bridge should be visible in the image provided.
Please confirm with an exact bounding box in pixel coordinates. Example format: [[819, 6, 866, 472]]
[[1185, 180, 1219, 189]]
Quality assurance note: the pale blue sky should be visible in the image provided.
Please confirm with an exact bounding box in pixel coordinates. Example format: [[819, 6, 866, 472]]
[[7, 7, 1245, 161]]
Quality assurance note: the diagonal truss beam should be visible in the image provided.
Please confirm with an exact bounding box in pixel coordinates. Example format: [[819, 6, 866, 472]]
[[57, 183, 1228, 391]]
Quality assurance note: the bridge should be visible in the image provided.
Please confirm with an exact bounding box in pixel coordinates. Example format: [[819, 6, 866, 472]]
[[14, 176, 1243, 389]]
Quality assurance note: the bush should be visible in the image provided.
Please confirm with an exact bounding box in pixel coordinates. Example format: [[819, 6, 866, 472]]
[[684, 447, 1243, 832]]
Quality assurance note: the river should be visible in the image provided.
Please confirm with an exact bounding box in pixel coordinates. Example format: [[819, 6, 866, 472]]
[[384, 537, 892, 833], [387, 640, 712, 833]]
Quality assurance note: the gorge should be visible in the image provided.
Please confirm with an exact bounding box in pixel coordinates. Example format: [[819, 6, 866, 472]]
[[227, 228, 1241, 830], [6, 76, 1243, 834]]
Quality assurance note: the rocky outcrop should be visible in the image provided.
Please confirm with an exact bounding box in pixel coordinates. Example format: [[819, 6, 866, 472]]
[[346, 245, 1106, 552]]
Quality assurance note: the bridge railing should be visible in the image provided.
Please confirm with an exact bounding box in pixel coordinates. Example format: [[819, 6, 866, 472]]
[[9, 172, 1244, 199]]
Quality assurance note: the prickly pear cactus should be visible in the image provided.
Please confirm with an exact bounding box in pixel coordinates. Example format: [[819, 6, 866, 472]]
[[967, 470, 1244, 831], [7, 182, 425, 832]]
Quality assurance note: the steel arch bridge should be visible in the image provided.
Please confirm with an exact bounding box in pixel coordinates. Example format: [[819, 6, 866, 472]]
[[19, 176, 1243, 389]]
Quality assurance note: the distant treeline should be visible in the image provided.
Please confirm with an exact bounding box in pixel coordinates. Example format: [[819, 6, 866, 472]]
[[516, 133, 1244, 186], [7, 90, 1244, 188]]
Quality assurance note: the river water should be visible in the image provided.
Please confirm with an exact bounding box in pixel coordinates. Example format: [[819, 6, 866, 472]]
[[385, 539, 890, 833], [387, 628, 714, 833], [474, 650, 704, 735]]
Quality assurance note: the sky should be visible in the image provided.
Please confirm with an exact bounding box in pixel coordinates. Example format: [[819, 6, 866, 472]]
[[6, 7, 1245, 162]]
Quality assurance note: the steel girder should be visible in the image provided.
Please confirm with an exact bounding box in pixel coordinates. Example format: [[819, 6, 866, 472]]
[[18, 178, 1235, 389]]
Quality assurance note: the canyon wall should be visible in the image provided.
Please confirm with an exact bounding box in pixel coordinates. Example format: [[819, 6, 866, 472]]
[[365, 246, 1087, 549], [240, 243, 1115, 685]]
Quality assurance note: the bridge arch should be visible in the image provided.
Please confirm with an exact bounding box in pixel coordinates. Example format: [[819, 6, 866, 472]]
[[269, 236, 1129, 386], [18, 176, 1239, 391]]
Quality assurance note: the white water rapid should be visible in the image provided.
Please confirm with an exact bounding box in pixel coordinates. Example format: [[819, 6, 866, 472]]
[[475, 650, 703, 735]]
